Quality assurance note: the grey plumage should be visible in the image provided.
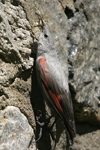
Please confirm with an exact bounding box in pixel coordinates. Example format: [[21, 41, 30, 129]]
[[36, 20, 76, 146]]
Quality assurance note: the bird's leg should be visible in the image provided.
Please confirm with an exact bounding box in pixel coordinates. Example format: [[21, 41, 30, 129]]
[[28, 110, 45, 148], [35, 112, 57, 149], [36, 113, 45, 126], [43, 116, 57, 150], [36, 113, 56, 141]]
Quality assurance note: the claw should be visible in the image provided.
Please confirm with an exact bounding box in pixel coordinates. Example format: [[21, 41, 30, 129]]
[[28, 127, 43, 148]]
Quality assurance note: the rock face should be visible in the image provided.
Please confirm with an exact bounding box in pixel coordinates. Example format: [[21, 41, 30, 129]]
[[0, 106, 36, 150], [0, 0, 100, 150], [0, 0, 36, 149], [71, 129, 100, 150], [67, 0, 100, 125]]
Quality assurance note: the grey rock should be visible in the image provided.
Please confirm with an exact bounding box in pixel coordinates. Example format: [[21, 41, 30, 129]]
[[0, 106, 37, 150], [0, 77, 36, 129], [58, 0, 75, 11], [22, 0, 100, 149], [0, 0, 33, 86], [0, 0, 100, 150], [67, 0, 100, 125], [0, 1, 36, 149], [70, 130, 100, 150], [23, 0, 69, 77]]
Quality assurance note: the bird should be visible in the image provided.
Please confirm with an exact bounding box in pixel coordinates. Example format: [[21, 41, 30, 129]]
[[36, 18, 76, 146]]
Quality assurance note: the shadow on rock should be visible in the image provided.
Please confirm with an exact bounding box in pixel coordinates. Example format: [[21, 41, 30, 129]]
[[76, 121, 100, 135]]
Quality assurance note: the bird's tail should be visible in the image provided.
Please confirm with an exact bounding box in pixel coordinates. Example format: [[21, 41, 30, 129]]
[[64, 121, 76, 146]]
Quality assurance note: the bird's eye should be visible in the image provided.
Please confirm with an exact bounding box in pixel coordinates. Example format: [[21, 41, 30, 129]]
[[44, 34, 48, 38]]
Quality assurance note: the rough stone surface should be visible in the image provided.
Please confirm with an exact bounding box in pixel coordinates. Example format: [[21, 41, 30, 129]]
[[24, 0, 100, 149], [0, 0, 33, 86], [67, 0, 100, 125], [0, 77, 35, 128], [0, 0, 36, 149], [0, 106, 36, 150], [24, 0, 69, 77], [59, 0, 75, 11], [0, 0, 100, 150], [71, 129, 100, 150], [0, 0, 35, 124]]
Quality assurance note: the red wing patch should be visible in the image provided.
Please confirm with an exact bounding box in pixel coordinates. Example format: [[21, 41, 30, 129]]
[[49, 90, 63, 113], [39, 58, 47, 69], [38, 58, 63, 113], [38, 58, 48, 79]]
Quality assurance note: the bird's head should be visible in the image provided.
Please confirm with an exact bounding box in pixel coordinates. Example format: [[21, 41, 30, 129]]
[[38, 18, 55, 53]]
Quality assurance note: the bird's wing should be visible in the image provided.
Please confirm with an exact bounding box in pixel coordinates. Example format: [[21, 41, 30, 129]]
[[37, 57, 76, 140]]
